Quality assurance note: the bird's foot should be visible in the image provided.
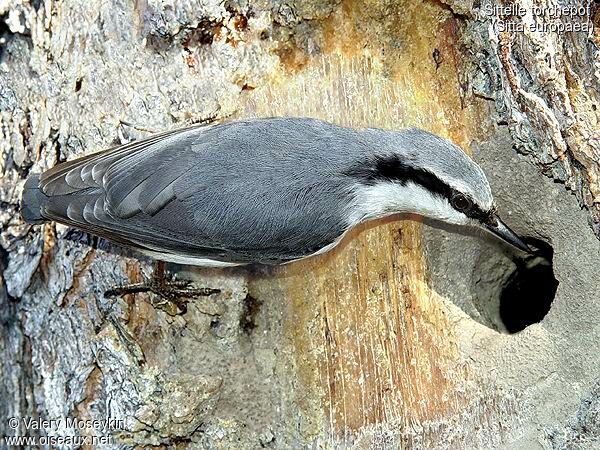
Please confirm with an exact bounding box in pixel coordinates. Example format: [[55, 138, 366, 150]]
[[105, 262, 220, 315], [149, 279, 220, 315]]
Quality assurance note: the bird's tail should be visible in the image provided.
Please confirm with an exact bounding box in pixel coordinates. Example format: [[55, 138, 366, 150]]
[[21, 174, 49, 224]]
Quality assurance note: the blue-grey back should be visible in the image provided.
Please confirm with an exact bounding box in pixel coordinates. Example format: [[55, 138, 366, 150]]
[[131, 118, 364, 261]]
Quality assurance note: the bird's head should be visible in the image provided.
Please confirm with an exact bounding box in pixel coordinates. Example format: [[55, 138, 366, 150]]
[[345, 128, 531, 253]]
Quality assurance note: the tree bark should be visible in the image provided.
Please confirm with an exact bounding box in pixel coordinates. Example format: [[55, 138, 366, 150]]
[[1, 0, 599, 449]]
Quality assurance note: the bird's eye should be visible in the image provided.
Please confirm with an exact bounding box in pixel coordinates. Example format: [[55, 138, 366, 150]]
[[451, 193, 472, 213]]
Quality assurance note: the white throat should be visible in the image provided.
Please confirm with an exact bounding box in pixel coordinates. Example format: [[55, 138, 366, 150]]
[[346, 181, 469, 226]]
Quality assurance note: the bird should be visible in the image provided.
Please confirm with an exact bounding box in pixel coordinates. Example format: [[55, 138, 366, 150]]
[[21, 117, 531, 300]]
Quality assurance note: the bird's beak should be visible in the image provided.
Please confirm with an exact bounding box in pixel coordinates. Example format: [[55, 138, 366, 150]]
[[483, 214, 532, 253]]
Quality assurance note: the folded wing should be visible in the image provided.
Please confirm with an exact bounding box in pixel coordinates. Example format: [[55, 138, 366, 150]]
[[37, 119, 352, 264]]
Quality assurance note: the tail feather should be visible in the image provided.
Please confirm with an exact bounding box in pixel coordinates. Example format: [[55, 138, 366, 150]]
[[21, 174, 48, 224]]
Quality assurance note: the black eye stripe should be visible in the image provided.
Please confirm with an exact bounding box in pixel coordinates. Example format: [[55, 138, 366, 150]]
[[460, 197, 489, 221], [345, 153, 491, 221], [344, 154, 453, 199]]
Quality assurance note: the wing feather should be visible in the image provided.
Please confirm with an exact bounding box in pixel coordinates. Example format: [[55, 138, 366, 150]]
[[36, 122, 234, 258], [103, 129, 206, 217], [40, 123, 208, 196]]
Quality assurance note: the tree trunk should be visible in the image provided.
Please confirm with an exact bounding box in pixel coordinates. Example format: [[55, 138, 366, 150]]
[[1, 0, 599, 449]]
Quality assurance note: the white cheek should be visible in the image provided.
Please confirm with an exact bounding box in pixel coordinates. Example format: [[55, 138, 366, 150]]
[[347, 181, 470, 226]]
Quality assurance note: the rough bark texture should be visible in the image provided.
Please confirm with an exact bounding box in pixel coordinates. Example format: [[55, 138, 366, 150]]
[[0, 0, 599, 449]]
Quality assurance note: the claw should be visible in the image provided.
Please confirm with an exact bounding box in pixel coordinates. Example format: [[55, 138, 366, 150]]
[[105, 261, 220, 315]]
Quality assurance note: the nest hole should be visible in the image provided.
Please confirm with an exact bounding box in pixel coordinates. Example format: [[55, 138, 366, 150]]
[[499, 237, 558, 333]]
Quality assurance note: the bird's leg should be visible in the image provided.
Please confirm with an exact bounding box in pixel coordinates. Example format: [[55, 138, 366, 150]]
[[105, 261, 220, 315]]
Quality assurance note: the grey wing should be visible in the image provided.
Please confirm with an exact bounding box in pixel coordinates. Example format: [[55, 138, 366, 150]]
[[39, 124, 233, 260], [38, 122, 352, 264]]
